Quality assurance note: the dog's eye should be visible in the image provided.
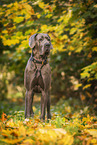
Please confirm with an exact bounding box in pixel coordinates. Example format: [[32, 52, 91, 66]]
[[46, 37, 50, 41], [39, 38, 43, 42]]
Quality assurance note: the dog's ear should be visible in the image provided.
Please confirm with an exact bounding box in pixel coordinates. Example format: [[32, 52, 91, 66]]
[[29, 33, 38, 48]]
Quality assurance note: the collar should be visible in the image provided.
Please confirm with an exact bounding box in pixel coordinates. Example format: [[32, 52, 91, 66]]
[[30, 56, 48, 65]]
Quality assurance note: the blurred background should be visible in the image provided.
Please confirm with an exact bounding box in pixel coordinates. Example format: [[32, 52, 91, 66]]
[[0, 0, 97, 115]]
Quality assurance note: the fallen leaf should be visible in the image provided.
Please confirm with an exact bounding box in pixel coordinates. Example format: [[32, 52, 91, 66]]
[[1, 112, 7, 122], [1, 137, 24, 144], [22, 139, 34, 145], [85, 129, 97, 138]]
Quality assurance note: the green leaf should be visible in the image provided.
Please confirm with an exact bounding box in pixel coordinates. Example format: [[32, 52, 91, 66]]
[[70, 28, 77, 35], [14, 16, 24, 23], [81, 72, 90, 79]]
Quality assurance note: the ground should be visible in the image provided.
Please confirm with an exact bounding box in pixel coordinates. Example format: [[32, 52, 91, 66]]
[[0, 95, 97, 145]]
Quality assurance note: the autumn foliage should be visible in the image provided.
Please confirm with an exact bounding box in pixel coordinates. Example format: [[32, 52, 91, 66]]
[[0, 0, 97, 100], [0, 0, 97, 144], [0, 98, 97, 145]]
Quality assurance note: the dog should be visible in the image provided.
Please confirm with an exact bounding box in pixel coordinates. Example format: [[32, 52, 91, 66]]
[[24, 33, 53, 120]]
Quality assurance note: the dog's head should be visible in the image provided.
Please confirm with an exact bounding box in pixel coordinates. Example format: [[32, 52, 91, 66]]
[[29, 33, 53, 57]]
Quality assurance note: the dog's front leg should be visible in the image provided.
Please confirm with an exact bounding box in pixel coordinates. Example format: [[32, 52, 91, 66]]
[[25, 90, 34, 118], [47, 91, 51, 120], [40, 91, 47, 120], [31, 91, 34, 117]]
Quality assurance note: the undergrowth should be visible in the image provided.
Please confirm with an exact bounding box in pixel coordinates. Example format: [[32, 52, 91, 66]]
[[0, 98, 97, 145]]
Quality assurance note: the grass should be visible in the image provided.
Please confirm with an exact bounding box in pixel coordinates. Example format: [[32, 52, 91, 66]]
[[0, 97, 97, 144]]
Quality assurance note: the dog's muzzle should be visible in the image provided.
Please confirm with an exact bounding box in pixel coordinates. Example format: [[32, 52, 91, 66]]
[[45, 43, 50, 54], [40, 43, 50, 56], [45, 43, 50, 48]]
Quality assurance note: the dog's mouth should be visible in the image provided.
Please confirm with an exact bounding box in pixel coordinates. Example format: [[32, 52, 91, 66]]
[[40, 49, 50, 58], [45, 50, 50, 55]]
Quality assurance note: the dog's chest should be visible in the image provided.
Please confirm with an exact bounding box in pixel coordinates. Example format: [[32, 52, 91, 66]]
[[31, 74, 44, 93], [26, 60, 51, 92], [30, 64, 44, 93]]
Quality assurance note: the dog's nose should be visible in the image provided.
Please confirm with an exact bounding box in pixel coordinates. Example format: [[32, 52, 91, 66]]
[[45, 43, 50, 47]]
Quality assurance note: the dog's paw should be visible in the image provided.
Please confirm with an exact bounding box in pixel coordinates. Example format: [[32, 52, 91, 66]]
[[40, 115, 45, 121], [31, 113, 34, 118], [47, 114, 51, 120], [25, 113, 34, 119]]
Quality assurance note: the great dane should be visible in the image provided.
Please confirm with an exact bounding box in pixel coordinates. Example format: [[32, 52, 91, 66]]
[[24, 33, 53, 120]]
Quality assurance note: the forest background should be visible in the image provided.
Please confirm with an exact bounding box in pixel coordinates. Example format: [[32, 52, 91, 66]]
[[0, 0, 97, 144], [0, 0, 97, 110]]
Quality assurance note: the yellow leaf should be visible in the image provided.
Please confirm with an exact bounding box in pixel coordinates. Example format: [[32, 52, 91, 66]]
[[83, 84, 91, 90], [33, 106, 36, 112], [37, 14, 41, 18], [7, 3, 13, 8], [41, 25, 48, 32], [94, 4, 97, 8], [26, 129, 34, 136], [38, 2, 45, 9], [2, 129, 10, 137], [23, 3, 32, 12], [68, 52, 71, 56], [6, 119, 15, 128], [37, 129, 58, 143], [75, 83, 82, 88], [1, 138, 24, 144], [69, 46, 75, 51], [91, 138, 97, 144], [2, 30, 8, 34], [54, 128, 67, 135], [14, 16, 24, 23], [61, 35, 68, 40], [85, 129, 97, 138], [19, 125, 26, 137], [92, 47, 97, 52], [22, 139, 34, 145], [70, 28, 77, 35], [36, 128, 74, 144], [75, 47, 83, 53], [25, 13, 31, 19], [81, 72, 90, 78]]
